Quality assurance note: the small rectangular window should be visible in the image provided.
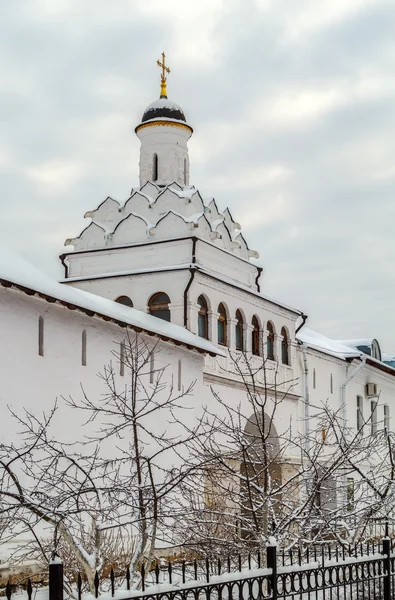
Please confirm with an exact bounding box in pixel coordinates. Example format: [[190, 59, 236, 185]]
[[81, 330, 87, 366], [38, 316, 44, 357], [384, 405, 390, 430], [178, 359, 182, 392], [371, 400, 377, 434], [357, 396, 363, 431], [150, 351, 154, 384], [347, 478, 355, 512], [120, 341, 125, 377]]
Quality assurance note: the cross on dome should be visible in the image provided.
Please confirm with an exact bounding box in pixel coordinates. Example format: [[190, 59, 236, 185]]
[[157, 52, 170, 98]]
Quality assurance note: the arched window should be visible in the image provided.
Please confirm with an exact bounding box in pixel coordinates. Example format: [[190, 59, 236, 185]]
[[153, 153, 158, 182], [252, 316, 260, 356], [115, 295, 133, 307], [267, 321, 275, 361], [197, 295, 209, 339], [149, 292, 170, 322], [281, 327, 289, 365], [235, 310, 244, 351], [217, 303, 227, 346]]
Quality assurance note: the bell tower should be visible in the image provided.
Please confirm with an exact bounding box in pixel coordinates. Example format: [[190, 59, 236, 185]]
[[135, 53, 193, 188]]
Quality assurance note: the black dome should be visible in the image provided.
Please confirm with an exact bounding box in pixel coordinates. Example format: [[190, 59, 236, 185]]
[[141, 98, 186, 123]]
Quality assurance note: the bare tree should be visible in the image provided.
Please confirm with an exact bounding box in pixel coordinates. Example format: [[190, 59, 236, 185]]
[[175, 350, 395, 555], [0, 333, 204, 593]]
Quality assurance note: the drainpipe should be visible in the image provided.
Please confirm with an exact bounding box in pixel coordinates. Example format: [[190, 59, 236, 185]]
[[340, 355, 367, 428], [183, 238, 197, 328], [295, 313, 308, 335], [300, 344, 310, 454]]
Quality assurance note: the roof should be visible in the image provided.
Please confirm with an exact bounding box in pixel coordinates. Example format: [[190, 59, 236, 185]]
[[140, 98, 187, 124], [298, 328, 395, 377], [0, 249, 223, 357], [297, 328, 361, 360]]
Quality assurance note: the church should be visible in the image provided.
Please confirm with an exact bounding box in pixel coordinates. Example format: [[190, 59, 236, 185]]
[[1, 55, 395, 549]]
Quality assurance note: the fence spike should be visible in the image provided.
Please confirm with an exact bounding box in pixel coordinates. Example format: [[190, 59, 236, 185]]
[[126, 567, 131, 591], [297, 547, 301, 565], [94, 571, 100, 599], [182, 560, 186, 584], [218, 558, 221, 576], [155, 563, 160, 585], [6, 581, 12, 600], [306, 547, 309, 564], [27, 579, 32, 600], [110, 568, 115, 597], [227, 555, 231, 573], [258, 549, 261, 569], [141, 564, 145, 592], [336, 546, 339, 562], [289, 549, 293, 566], [168, 561, 172, 585], [238, 553, 242, 572], [77, 573, 82, 600], [194, 559, 198, 581], [342, 544, 345, 561], [282, 549, 285, 566], [206, 557, 210, 583]]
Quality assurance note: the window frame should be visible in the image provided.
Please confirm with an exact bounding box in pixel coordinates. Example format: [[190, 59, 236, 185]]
[[266, 321, 275, 361], [149, 292, 171, 322], [197, 295, 209, 340], [281, 326, 289, 365], [217, 303, 228, 346], [235, 310, 244, 351], [252, 316, 260, 356]]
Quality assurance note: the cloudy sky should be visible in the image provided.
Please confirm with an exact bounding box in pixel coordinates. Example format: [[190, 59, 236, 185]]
[[1, 0, 395, 348]]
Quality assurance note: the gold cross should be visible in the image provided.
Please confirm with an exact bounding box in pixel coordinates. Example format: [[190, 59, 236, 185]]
[[157, 52, 170, 98]]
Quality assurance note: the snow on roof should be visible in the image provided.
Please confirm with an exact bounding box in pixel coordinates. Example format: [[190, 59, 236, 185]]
[[297, 328, 362, 360], [337, 338, 376, 350], [144, 99, 184, 112], [0, 249, 223, 357]]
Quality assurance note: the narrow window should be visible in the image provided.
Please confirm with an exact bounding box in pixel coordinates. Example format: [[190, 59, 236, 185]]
[[357, 395, 363, 431], [178, 359, 182, 392], [371, 400, 377, 434], [115, 296, 133, 307], [347, 478, 355, 512], [82, 329, 87, 366], [313, 368, 316, 389], [38, 316, 44, 357], [184, 158, 187, 185], [149, 292, 171, 322], [330, 374, 333, 394], [153, 153, 158, 182], [150, 351, 155, 384], [197, 296, 209, 339], [235, 310, 244, 351], [281, 327, 289, 365], [267, 321, 275, 361], [252, 316, 260, 356], [384, 404, 390, 431], [217, 303, 227, 346], [120, 341, 125, 376]]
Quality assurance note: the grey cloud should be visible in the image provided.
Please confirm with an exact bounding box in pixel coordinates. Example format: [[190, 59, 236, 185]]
[[1, 0, 395, 349]]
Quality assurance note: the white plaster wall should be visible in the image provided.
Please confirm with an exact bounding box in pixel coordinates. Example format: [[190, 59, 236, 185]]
[[137, 125, 191, 187], [0, 286, 205, 450], [67, 270, 191, 328], [65, 239, 194, 279]]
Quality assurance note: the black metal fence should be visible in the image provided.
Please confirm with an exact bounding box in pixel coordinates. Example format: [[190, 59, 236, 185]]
[[2, 538, 395, 600]]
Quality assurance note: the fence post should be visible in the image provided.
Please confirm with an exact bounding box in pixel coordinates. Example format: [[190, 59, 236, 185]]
[[267, 541, 278, 600], [49, 555, 64, 600], [383, 535, 391, 600]]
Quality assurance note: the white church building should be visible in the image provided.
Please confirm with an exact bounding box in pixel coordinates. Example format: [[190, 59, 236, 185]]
[[1, 58, 395, 540]]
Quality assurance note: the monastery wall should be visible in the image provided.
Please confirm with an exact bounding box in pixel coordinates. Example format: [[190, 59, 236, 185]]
[[0, 286, 205, 451]]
